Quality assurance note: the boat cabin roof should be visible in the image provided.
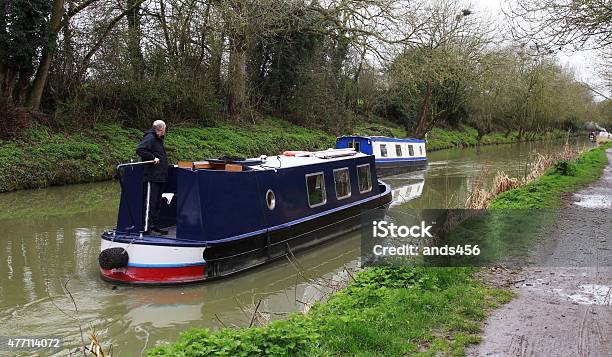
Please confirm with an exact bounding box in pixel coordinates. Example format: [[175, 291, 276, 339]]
[[251, 149, 370, 169], [337, 135, 425, 143], [260, 148, 368, 170], [178, 148, 371, 172]]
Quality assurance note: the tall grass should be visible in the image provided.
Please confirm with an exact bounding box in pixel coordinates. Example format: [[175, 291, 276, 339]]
[[466, 143, 585, 209], [470, 142, 611, 209]]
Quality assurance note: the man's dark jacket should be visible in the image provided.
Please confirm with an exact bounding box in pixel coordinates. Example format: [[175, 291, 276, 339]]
[[136, 129, 168, 182]]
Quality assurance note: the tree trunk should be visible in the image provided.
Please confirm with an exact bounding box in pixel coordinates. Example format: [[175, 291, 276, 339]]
[[0, 64, 7, 98], [158, 0, 174, 56], [352, 47, 367, 84], [195, 2, 212, 72], [27, 51, 52, 110], [178, 0, 197, 57], [209, 32, 224, 96], [27, 0, 65, 111], [227, 36, 248, 119], [476, 127, 484, 142], [3, 68, 17, 100], [0, 0, 10, 100], [15, 68, 33, 104], [127, 0, 145, 78], [0, 0, 6, 98], [61, 0, 76, 98], [414, 83, 432, 137]]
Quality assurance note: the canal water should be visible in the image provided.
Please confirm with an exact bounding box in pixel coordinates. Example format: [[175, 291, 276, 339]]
[[0, 138, 590, 355]]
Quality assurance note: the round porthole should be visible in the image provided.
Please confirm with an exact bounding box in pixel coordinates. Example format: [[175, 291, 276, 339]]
[[266, 189, 276, 210]]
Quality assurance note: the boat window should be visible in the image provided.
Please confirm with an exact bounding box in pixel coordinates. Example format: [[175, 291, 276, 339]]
[[354, 141, 360, 152], [395, 144, 402, 156], [357, 164, 372, 193], [306, 173, 326, 207], [419, 145, 423, 155], [408, 145, 414, 156], [333, 168, 351, 200], [380, 144, 388, 157], [266, 189, 276, 210]]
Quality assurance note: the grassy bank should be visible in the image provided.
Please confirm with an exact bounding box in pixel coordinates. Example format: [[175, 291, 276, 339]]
[[0, 117, 335, 193], [0, 117, 576, 193], [148, 267, 512, 356], [425, 126, 571, 151], [489, 142, 611, 209]]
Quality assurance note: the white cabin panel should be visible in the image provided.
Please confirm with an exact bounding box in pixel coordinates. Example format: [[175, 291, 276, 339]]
[[373, 140, 427, 160]]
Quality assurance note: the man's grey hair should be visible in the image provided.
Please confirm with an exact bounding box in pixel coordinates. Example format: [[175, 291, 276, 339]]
[[153, 120, 166, 130]]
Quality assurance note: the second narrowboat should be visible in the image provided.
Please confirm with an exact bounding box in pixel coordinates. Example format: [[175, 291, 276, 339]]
[[336, 136, 427, 176]]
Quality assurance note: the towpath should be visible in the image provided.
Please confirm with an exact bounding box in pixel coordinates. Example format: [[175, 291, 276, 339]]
[[468, 149, 612, 357]]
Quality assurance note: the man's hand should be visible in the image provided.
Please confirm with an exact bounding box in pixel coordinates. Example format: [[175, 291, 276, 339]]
[[154, 157, 160, 164]]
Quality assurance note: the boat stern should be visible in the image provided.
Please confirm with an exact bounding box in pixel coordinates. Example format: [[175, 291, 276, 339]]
[[99, 232, 208, 285]]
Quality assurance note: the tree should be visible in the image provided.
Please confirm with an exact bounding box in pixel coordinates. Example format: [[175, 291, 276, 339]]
[[1, 0, 603, 136], [0, 0, 107, 110], [466, 49, 517, 137], [507, 0, 612, 51], [595, 99, 612, 128], [0, 0, 52, 103], [386, 0, 492, 136], [26, 0, 65, 111], [125, 0, 146, 77]]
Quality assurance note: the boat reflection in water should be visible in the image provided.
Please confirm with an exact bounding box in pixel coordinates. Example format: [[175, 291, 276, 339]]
[[383, 170, 426, 208]]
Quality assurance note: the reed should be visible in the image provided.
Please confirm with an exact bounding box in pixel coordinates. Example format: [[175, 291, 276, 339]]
[[85, 330, 107, 357], [466, 142, 585, 209]]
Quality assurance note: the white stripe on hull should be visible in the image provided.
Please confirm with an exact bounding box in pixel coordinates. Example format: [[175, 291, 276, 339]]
[[101, 240, 205, 266]]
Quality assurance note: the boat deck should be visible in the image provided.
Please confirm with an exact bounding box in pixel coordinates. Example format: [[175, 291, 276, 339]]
[[160, 225, 177, 238]]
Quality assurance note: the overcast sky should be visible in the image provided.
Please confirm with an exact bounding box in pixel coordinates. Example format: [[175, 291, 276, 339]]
[[470, 0, 608, 99]]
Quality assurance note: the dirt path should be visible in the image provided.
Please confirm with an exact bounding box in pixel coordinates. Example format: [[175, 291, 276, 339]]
[[468, 149, 612, 357]]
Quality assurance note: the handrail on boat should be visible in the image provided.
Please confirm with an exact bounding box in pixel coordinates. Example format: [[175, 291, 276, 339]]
[[115, 160, 156, 178]]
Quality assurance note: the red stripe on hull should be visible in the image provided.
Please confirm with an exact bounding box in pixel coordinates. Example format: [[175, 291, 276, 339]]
[[100, 265, 206, 284]]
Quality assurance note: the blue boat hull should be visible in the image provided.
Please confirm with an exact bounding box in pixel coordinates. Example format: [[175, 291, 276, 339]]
[[203, 182, 391, 280], [376, 158, 428, 176]]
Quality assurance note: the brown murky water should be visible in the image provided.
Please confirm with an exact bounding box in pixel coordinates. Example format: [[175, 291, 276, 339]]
[[0, 138, 591, 355]]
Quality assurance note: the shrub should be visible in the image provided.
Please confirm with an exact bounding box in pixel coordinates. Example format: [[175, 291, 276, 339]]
[[0, 99, 48, 139], [552, 160, 577, 176]]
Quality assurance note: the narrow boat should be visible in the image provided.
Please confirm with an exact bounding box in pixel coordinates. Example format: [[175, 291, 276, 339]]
[[99, 148, 392, 284], [335, 136, 427, 176]]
